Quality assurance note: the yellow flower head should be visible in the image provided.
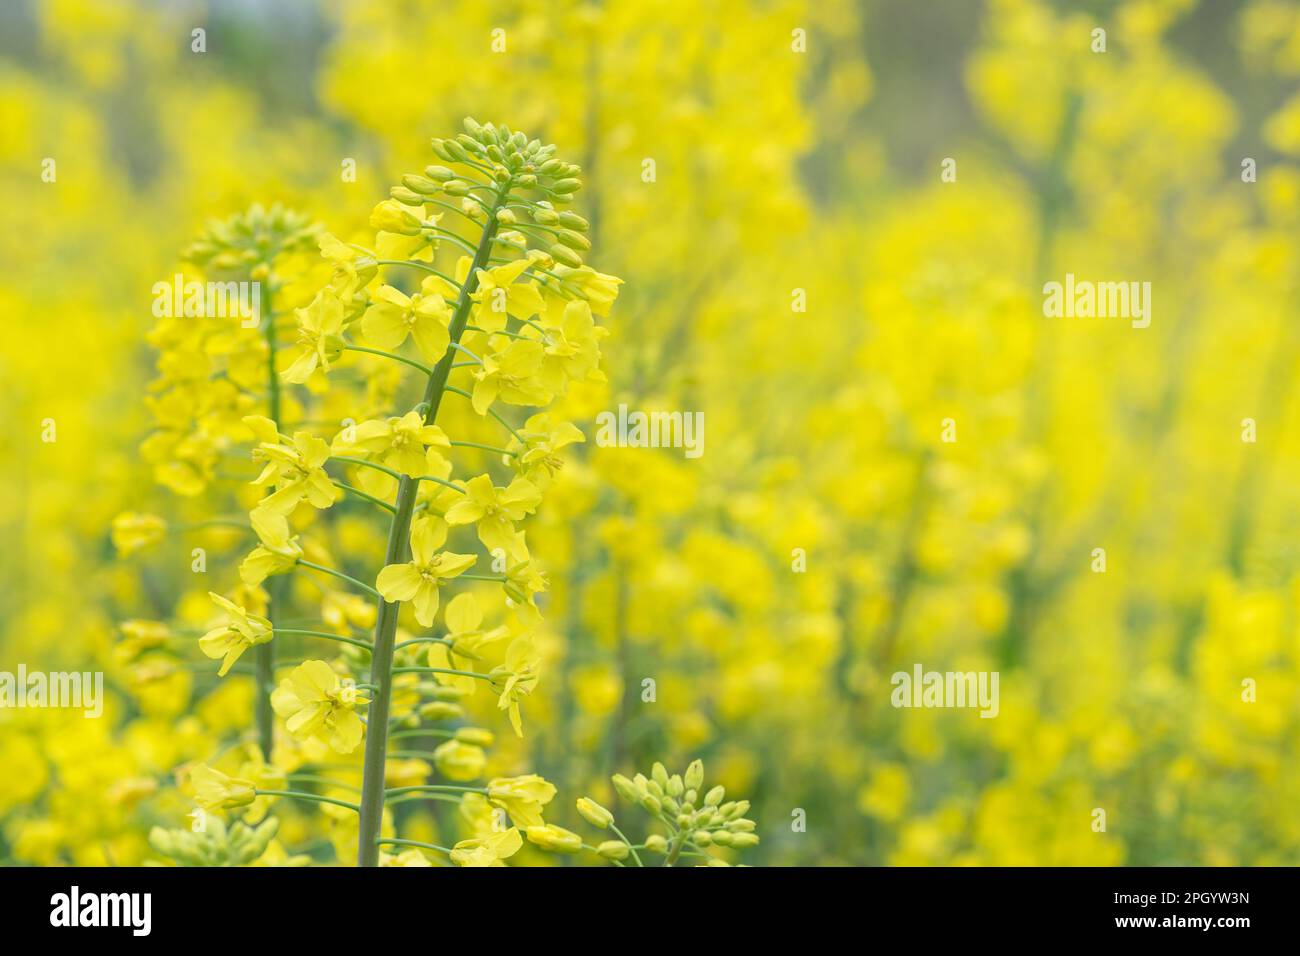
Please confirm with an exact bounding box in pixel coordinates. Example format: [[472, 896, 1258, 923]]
[[200, 591, 274, 677], [271, 660, 366, 754], [331, 411, 450, 478], [444, 473, 541, 560], [469, 258, 545, 332], [486, 774, 556, 829], [238, 507, 303, 585], [449, 826, 522, 867], [374, 516, 476, 627], [361, 280, 452, 362], [110, 512, 168, 556], [189, 763, 256, 811], [489, 636, 541, 736], [283, 287, 346, 385], [471, 339, 551, 414], [244, 415, 339, 514]]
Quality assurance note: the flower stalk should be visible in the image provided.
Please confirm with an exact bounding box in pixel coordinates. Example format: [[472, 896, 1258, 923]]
[[355, 186, 505, 867]]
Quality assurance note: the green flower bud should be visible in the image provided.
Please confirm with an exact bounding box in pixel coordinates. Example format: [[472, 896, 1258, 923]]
[[525, 824, 583, 853], [550, 244, 583, 267], [557, 228, 591, 251], [551, 178, 581, 194], [643, 834, 669, 854], [640, 794, 662, 815], [425, 165, 455, 182], [418, 701, 464, 720], [704, 785, 726, 807], [611, 773, 640, 802], [533, 207, 560, 225], [576, 797, 614, 829], [402, 174, 440, 195], [431, 138, 453, 160], [390, 186, 424, 206], [728, 818, 757, 832], [596, 840, 630, 861], [730, 832, 761, 848], [539, 159, 564, 175], [711, 829, 735, 847], [557, 211, 589, 231], [693, 829, 713, 846], [455, 726, 494, 747], [727, 800, 750, 819], [443, 140, 469, 162], [443, 180, 470, 197]]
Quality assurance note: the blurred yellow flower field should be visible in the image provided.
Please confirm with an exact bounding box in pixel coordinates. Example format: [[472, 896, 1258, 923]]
[[3, 0, 1300, 867]]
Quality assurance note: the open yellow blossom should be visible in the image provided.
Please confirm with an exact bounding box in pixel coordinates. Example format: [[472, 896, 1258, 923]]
[[200, 592, 273, 677], [189, 764, 256, 811], [238, 508, 303, 585], [374, 515, 477, 626], [534, 297, 607, 392], [486, 774, 556, 828], [331, 411, 450, 478], [468, 258, 546, 332], [471, 339, 551, 414], [551, 264, 623, 315], [444, 474, 541, 560], [433, 739, 486, 781], [361, 280, 452, 361], [508, 413, 585, 483], [110, 512, 167, 556], [283, 287, 347, 385], [449, 827, 522, 867], [489, 636, 541, 737], [271, 660, 366, 754], [244, 415, 339, 514], [441, 592, 509, 663], [524, 824, 582, 853], [369, 200, 433, 260]]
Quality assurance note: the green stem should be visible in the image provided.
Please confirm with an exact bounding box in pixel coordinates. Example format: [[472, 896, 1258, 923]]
[[356, 182, 507, 867], [450, 440, 516, 456], [257, 286, 279, 760], [344, 344, 432, 376], [330, 455, 405, 482], [333, 481, 397, 514], [255, 789, 359, 812], [274, 628, 373, 652], [391, 666, 490, 681], [610, 822, 643, 867], [376, 837, 453, 855], [297, 559, 382, 599]]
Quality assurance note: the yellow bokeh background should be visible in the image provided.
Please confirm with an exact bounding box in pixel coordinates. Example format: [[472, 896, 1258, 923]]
[[3, 0, 1300, 866]]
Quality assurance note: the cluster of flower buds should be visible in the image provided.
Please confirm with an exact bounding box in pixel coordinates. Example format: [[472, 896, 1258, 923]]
[[386, 117, 593, 272], [148, 816, 282, 867], [611, 760, 760, 851], [552, 758, 759, 866], [181, 202, 320, 278]]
